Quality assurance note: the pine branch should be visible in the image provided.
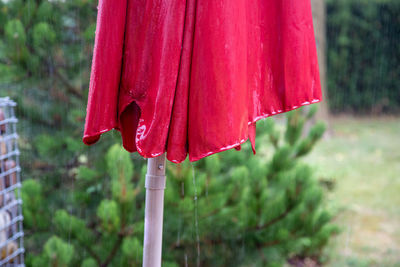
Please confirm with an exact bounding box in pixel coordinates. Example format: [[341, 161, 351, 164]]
[[199, 207, 222, 220], [260, 239, 281, 248], [100, 232, 124, 267], [53, 67, 83, 98], [259, 230, 301, 249], [42, 56, 83, 98], [76, 238, 102, 266], [249, 204, 295, 232], [100, 201, 134, 267]]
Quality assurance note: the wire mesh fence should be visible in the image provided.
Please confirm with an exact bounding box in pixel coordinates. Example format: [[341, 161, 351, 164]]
[[0, 97, 25, 266]]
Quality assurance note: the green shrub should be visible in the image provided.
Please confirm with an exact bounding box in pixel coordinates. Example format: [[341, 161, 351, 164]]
[[327, 0, 400, 113], [22, 108, 337, 266]]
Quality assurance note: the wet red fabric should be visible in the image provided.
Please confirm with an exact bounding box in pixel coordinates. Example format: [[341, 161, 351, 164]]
[[83, 0, 322, 163]]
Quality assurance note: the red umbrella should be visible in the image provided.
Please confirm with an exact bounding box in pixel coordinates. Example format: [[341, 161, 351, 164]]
[[83, 0, 322, 265], [83, 0, 321, 163]]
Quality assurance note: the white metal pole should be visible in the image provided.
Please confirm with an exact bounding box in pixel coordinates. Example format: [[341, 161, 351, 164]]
[[143, 154, 166, 267]]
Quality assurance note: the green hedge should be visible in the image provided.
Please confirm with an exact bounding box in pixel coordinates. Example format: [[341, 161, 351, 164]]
[[326, 0, 400, 114]]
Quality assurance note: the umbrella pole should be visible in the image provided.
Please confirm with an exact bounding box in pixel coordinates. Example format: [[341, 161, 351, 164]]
[[143, 154, 166, 267]]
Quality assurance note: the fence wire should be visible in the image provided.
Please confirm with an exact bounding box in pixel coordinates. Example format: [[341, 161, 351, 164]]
[[0, 97, 25, 267]]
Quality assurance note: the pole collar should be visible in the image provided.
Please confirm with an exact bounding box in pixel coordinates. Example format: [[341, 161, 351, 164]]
[[145, 174, 166, 190]]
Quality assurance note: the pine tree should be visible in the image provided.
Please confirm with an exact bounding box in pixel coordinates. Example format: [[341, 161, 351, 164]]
[[162, 107, 338, 266], [22, 107, 337, 266]]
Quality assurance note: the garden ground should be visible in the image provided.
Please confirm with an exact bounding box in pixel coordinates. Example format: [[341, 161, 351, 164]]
[[306, 116, 400, 267]]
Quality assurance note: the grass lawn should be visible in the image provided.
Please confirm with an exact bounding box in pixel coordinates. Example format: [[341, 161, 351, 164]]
[[305, 116, 400, 267]]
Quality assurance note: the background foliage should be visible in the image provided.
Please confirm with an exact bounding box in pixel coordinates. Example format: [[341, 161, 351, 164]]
[[326, 0, 400, 114], [0, 0, 111, 219]]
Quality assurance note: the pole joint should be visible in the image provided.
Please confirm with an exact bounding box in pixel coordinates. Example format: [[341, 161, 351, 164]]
[[145, 174, 166, 190]]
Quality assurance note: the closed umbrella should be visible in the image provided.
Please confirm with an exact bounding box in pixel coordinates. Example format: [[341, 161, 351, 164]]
[[83, 0, 322, 266]]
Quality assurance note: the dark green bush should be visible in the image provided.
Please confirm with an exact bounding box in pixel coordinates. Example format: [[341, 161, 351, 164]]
[[22, 108, 338, 266], [327, 0, 400, 113]]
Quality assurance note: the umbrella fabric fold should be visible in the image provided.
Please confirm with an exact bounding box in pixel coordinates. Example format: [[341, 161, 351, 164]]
[[83, 0, 322, 163]]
